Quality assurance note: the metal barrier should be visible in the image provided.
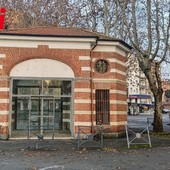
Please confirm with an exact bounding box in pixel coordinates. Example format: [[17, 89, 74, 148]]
[[27, 125, 54, 149], [125, 125, 152, 148], [147, 118, 154, 131], [77, 125, 103, 149]]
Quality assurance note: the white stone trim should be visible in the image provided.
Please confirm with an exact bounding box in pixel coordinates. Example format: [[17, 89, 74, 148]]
[[74, 99, 91, 104], [108, 58, 126, 66], [92, 79, 126, 84], [92, 100, 126, 105], [74, 122, 92, 126], [110, 100, 127, 104], [110, 90, 127, 95], [74, 100, 126, 105], [74, 88, 91, 92], [93, 46, 127, 56], [110, 69, 126, 76], [10, 59, 75, 78], [110, 111, 126, 115], [74, 111, 91, 114], [75, 89, 126, 95], [79, 56, 90, 60], [0, 35, 96, 42], [93, 41, 130, 52], [0, 99, 9, 103], [74, 77, 91, 81], [0, 111, 9, 114], [0, 122, 8, 126], [89, 111, 127, 115], [81, 67, 91, 71], [0, 54, 6, 58], [110, 121, 127, 126], [0, 36, 96, 49], [0, 88, 10, 92]]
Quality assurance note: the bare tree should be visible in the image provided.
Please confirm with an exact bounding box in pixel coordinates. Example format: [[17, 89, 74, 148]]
[[118, 0, 170, 132], [0, 0, 129, 38], [0, 0, 80, 28]]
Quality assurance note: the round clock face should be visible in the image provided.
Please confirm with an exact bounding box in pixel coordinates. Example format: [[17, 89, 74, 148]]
[[95, 60, 109, 73]]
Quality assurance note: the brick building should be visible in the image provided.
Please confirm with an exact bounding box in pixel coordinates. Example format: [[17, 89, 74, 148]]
[[126, 54, 154, 115], [162, 79, 170, 110], [0, 27, 131, 139]]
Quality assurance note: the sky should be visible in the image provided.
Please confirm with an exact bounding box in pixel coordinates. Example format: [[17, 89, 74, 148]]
[[162, 62, 170, 80]]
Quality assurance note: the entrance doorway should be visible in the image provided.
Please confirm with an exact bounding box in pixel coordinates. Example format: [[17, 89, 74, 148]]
[[11, 79, 73, 138], [29, 97, 61, 130]]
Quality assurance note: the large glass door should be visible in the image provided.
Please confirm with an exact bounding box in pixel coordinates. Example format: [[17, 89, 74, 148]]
[[28, 97, 55, 136], [11, 79, 72, 137], [15, 96, 63, 130]]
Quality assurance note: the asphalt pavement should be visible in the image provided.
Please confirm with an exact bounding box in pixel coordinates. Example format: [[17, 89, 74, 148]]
[[128, 114, 170, 132], [0, 114, 170, 170]]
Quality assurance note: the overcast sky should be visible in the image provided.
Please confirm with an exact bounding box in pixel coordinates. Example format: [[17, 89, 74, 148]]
[[162, 62, 170, 80]]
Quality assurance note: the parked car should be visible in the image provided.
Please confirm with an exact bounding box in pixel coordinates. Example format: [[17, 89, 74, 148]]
[[162, 109, 170, 114]]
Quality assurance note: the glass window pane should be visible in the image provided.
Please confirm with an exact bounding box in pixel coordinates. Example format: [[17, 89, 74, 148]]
[[14, 97, 30, 130], [42, 80, 62, 95], [62, 97, 71, 130], [13, 80, 41, 95], [62, 81, 71, 95]]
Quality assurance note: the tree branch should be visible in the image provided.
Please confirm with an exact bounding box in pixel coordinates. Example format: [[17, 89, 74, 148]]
[[131, 0, 139, 47], [147, 0, 152, 55]]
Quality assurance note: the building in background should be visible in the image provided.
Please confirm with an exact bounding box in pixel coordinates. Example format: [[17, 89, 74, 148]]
[[126, 54, 154, 115], [162, 79, 170, 110]]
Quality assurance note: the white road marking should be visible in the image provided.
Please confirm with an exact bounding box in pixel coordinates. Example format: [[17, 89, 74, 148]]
[[39, 165, 64, 170]]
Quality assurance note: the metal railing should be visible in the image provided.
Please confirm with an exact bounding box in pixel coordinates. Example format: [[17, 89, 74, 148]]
[[77, 125, 104, 149], [125, 125, 152, 148], [27, 125, 54, 149]]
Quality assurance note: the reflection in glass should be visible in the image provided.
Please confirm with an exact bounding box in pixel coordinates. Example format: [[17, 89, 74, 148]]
[[13, 97, 30, 129], [43, 80, 62, 95], [63, 81, 71, 95], [13, 79, 72, 96], [62, 97, 71, 130], [13, 80, 41, 95], [12, 79, 72, 135]]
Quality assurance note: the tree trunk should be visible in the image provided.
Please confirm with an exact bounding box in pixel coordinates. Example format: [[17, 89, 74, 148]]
[[139, 58, 163, 133], [153, 89, 163, 132]]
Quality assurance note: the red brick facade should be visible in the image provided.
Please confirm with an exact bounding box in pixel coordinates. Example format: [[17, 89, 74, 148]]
[[0, 27, 131, 139], [162, 80, 170, 109]]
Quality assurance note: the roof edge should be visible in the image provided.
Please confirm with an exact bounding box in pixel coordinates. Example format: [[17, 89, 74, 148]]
[[98, 38, 132, 50], [0, 32, 99, 39], [0, 31, 132, 50]]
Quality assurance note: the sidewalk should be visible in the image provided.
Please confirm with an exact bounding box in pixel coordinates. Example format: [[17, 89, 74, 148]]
[[0, 135, 170, 170]]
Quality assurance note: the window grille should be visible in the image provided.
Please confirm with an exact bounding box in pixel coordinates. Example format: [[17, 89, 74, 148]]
[[95, 90, 110, 125]]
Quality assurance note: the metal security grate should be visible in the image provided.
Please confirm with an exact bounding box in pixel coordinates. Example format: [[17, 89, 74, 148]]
[[96, 90, 110, 125]]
